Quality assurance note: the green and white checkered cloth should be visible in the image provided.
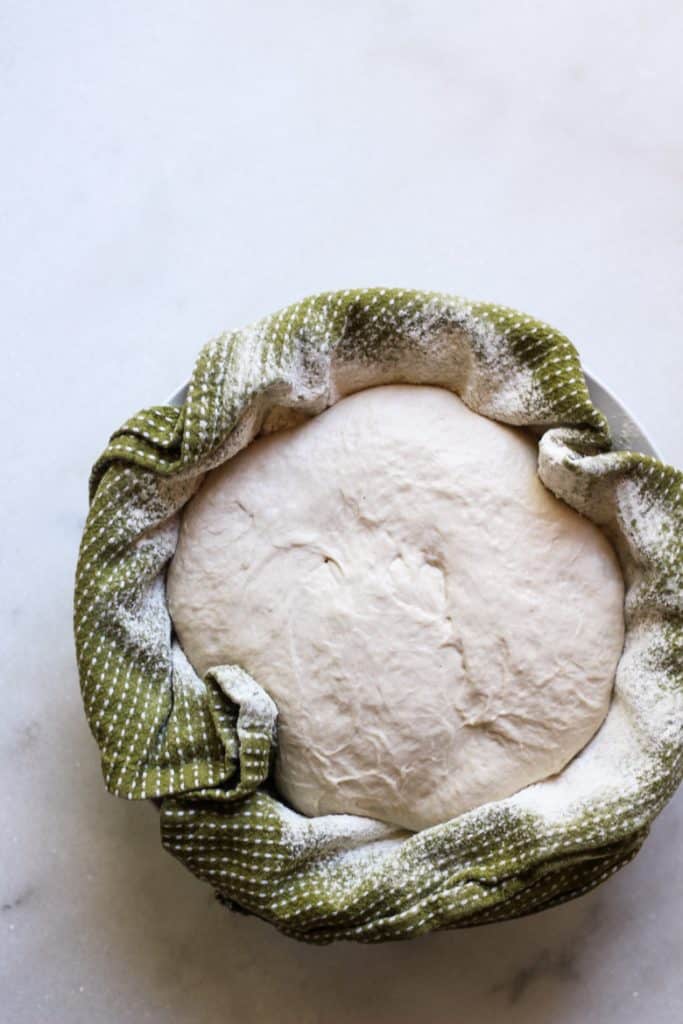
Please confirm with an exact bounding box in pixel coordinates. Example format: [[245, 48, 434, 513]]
[[74, 289, 683, 943]]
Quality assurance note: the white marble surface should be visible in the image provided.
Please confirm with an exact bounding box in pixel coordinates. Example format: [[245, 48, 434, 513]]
[[2, 2, 682, 1021]]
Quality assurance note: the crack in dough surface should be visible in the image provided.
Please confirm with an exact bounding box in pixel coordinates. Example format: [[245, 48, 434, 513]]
[[167, 385, 625, 831]]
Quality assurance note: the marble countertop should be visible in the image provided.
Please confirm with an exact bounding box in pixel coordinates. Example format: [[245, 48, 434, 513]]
[[2, 2, 682, 1021]]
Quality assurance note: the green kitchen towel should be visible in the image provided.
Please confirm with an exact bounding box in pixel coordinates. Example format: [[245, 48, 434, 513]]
[[74, 288, 683, 943]]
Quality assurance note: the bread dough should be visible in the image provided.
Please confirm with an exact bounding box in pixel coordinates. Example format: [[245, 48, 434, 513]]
[[167, 385, 624, 831]]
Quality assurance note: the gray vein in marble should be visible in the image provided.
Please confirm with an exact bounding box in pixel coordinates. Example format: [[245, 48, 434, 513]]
[[2, 886, 35, 914], [492, 948, 580, 1005]]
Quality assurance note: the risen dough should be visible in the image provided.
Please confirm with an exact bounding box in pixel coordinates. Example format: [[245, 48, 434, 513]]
[[167, 385, 624, 831]]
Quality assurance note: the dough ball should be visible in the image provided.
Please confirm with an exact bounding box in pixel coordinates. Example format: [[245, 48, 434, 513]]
[[167, 385, 625, 831]]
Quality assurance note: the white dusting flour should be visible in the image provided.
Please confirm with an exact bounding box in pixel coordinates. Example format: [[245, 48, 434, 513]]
[[167, 385, 625, 831]]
